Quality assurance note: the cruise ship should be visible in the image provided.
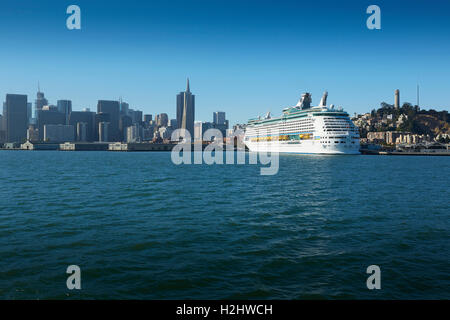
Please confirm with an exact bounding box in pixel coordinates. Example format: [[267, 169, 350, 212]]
[[243, 92, 360, 154]]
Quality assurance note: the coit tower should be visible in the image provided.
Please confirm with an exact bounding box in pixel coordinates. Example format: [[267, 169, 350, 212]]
[[394, 89, 400, 109]]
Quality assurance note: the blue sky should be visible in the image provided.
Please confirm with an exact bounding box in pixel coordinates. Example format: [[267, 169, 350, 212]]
[[0, 0, 449, 124]]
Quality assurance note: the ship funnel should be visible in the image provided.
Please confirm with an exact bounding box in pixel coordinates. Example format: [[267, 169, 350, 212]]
[[319, 91, 328, 107], [296, 92, 312, 110]]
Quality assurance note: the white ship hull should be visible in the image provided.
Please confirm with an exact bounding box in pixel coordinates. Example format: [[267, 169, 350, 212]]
[[244, 139, 360, 154]]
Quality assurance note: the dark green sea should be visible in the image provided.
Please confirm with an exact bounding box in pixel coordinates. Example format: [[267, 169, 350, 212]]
[[0, 151, 449, 299]]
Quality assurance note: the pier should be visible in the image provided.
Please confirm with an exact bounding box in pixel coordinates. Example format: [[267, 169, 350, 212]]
[[361, 142, 450, 156], [0, 141, 220, 152]]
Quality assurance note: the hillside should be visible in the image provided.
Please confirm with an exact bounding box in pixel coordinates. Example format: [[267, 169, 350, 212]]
[[354, 102, 450, 141]]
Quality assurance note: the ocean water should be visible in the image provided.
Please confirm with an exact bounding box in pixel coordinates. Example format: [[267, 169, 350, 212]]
[[0, 151, 449, 299]]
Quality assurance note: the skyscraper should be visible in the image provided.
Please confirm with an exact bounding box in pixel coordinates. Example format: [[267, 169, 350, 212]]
[[35, 84, 48, 119], [126, 124, 143, 143], [99, 122, 109, 142], [213, 111, 229, 138], [176, 78, 195, 139], [213, 111, 226, 125], [194, 121, 215, 142], [119, 115, 132, 141], [57, 100, 72, 124], [4, 94, 28, 142], [156, 113, 169, 127], [27, 102, 32, 124], [95, 112, 111, 141], [133, 110, 143, 124], [76, 122, 87, 141], [144, 114, 153, 123], [119, 99, 129, 115], [69, 110, 96, 142], [168, 119, 177, 129], [97, 100, 120, 141]]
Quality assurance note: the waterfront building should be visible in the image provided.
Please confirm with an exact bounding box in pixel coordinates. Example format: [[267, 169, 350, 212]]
[[98, 122, 110, 142], [119, 115, 132, 141], [60, 142, 109, 151], [97, 100, 120, 141], [194, 121, 202, 141], [44, 124, 75, 142], [76, 122, 87, 141], [395, 133, 430, 145], [109, 142, 129, 151], [3, 142, 21, 149], [395, 141, 449, 153], [367, 131, 431, 145], [108, 142, 175, 152], [156, 113, 169, 127], [4, 94, 28, 143], [158, 126, 172, 140], [37, 108, 66, 141], [143, 127, 154, 141], [176, 78, 195, 139], [20, 140, 59, 150], [194, 121, 216, 142], [27, 126, 39, 142], [69, 110, 96, 142], [57, 100, 72, 124], [95, 112, 111, 141], [126, 124, 143, 143], [153, 129, 161, 141], [386, 131, 404, 145], [367, 131, 387, 144]]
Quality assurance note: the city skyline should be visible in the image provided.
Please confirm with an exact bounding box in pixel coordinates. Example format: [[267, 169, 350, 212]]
[[2, 80, 218, 123], [0, 78, 232, 144], [0, 0, 449, 126], [1, 79, 445, 128]]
